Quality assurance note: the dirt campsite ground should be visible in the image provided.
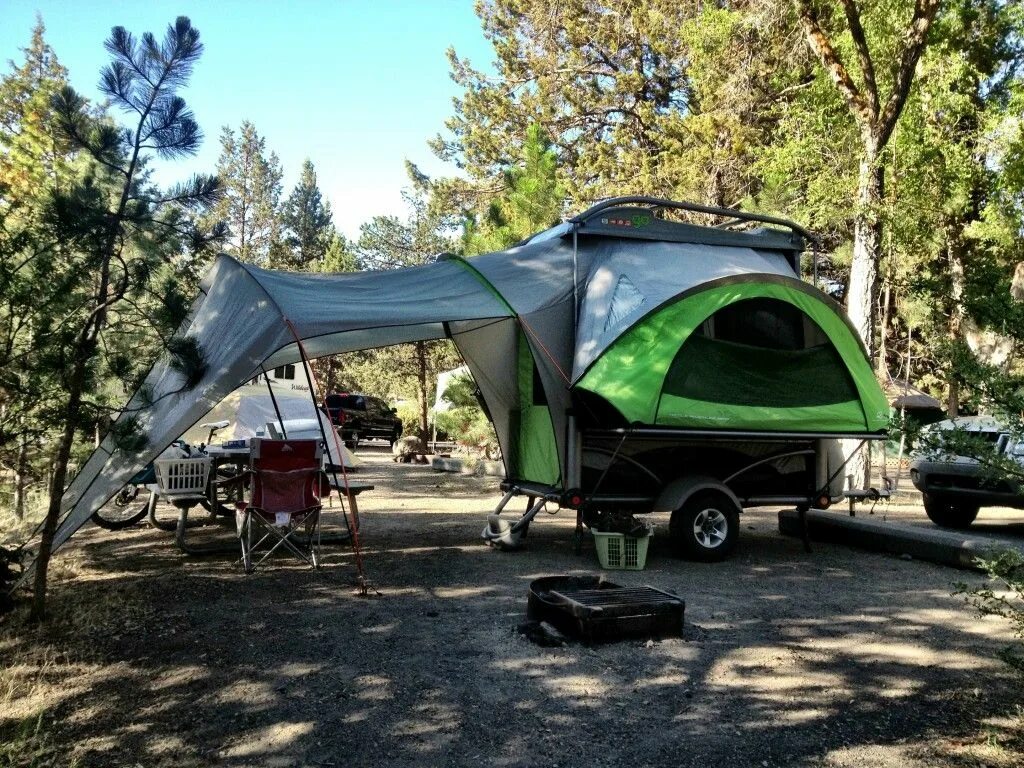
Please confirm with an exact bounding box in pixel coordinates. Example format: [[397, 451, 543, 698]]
[[2, 445, 1023, 768]]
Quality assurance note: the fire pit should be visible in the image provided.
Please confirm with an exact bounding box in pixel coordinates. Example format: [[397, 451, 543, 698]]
[[527, 575, 685, 644]]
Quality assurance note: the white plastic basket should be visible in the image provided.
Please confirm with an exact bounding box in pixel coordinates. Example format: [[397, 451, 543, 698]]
[[154, 457, 212, 500]]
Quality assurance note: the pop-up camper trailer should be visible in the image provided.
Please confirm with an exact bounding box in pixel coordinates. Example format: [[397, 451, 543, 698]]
[[450, 198, 889, 558], [42, 197, 888, 565]]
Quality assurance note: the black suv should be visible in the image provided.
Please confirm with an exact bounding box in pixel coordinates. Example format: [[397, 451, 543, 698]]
[[325, 393, 403, 448]]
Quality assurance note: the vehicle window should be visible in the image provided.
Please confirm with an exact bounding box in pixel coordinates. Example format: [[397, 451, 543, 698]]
[[326, 394, 365, 410]]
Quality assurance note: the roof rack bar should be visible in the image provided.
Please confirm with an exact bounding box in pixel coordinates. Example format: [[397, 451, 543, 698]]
[[568, 195, 817, 245]]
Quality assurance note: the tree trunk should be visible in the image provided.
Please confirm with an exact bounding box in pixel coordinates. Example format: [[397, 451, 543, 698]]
[[946, 225, 967, 418], [30, 350, 89, 622], [845, 135, 884, 488], [13, 432, 28, 521], [876, 277, 892, 377], [416, 341, 429, 446], [847, 135, 884, 359]]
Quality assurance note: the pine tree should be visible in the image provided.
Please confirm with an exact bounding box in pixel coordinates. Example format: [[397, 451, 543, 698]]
[[462, 123, 564, 254], [314, 232, 358, 273], [0, 16, 74, 210], [23, 17, 222, 621], [281, 158, 334, 267], [209, 121, 283, 265]]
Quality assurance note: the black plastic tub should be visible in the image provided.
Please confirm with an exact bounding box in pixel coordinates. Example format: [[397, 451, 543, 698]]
[[527, 575, 685, 644]]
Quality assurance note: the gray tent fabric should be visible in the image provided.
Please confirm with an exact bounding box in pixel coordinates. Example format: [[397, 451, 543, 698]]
[[47, 203, 830, 557], [464, 238, 585, 484], [51, 255, 512, 551], [572, 240, 795, 380]]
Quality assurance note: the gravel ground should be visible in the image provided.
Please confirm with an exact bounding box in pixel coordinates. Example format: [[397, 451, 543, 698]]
[[2, 444, 1022, 767]]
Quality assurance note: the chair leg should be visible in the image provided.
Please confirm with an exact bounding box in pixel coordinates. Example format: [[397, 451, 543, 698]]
[[242, 513, 253, 573]]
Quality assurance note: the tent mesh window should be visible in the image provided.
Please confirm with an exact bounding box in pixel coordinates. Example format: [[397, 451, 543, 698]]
[[664, 298, 858, 408]]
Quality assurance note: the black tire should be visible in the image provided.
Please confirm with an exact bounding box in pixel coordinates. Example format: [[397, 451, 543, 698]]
[[199, 498, 234, 517], [92, 491, 149, 530], [669, 491, 740, 562], [922, 493, 979, 529]]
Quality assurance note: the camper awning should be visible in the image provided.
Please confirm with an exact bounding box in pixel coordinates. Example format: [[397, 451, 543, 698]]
[[51, 255, 513, 551]]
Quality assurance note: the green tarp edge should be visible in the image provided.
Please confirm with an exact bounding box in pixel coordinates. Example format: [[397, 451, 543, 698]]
[[577, 280, 889, 432]]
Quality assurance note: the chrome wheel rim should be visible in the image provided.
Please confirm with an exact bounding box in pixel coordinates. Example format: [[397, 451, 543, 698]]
[[693, 508, 728, 548]]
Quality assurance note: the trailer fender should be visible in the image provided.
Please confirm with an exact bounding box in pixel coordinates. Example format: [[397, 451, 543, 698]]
[[654, 476, 741, 514]]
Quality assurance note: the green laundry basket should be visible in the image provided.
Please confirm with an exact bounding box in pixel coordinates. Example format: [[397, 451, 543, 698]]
[[592, 530, 652, 570]]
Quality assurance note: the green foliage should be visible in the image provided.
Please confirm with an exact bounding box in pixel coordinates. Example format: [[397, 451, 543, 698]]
[[0, 17, 74, 208], [394, 401, 422, 438], [0, 711, 60, 768], [462, 123, 564, 254], [314, 233, 359, 273], [956, 549, 1024, 674], [166, 335, 208, 389], [207, 120, 283, 265], [433, 371, 498, 455], [281, 158, 334, 267]]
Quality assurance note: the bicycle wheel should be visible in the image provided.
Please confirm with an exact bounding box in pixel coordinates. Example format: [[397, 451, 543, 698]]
[[91, 488, 150, 530]]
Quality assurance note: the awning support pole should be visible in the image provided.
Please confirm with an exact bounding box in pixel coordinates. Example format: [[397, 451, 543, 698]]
[[282, 319, 371, 594], [260, 365, 287, 439]]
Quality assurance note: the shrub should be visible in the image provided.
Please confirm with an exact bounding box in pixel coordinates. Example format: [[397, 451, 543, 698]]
[[956, 549, 1024, 674]]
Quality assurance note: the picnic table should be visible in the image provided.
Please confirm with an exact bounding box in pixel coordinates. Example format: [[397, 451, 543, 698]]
[[152, 444, 374, 557]]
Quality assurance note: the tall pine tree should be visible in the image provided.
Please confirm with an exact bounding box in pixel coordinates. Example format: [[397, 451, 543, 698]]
[[24, 17, 221, 620], [0, 17, 74, 210], [208, 121, 283, 265], [281, 158, 334, 267]]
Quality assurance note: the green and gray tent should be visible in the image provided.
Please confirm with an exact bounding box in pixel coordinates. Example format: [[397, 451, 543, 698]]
[[44, 198, 887, 555], [449, 202, 889, 491]]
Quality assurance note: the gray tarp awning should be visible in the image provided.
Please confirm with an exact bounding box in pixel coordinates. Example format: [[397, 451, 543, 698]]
[[52, 255, 512, 551]]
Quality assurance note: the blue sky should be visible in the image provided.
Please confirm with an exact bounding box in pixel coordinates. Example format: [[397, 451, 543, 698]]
[[0, 1, 494, 237]]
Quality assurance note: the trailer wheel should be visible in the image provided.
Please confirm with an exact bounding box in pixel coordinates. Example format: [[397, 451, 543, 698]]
[[669, 491, 739, 562]]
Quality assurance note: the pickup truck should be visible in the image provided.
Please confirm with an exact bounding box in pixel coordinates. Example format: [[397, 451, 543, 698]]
[[910, 416, 1024, 529], [324, 393, 403, 448]]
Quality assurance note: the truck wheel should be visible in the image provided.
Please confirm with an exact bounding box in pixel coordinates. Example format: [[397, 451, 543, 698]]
[[922, 493, 979, 529], [669, 491, 739, 562], [344, 432, 359, 450]]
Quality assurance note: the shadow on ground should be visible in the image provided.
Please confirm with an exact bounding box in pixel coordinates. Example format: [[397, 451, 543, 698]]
[[2, 454, 1022, 767]]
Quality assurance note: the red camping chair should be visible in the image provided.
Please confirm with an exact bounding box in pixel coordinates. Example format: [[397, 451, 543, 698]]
[[236, 438, 329, 573]]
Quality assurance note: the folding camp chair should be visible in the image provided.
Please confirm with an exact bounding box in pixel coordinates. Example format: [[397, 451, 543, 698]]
[[235, 438, 329, 573]]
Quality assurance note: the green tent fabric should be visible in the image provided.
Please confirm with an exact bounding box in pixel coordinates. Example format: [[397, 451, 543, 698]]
[[511, 330, 560, 485], [576, 280, 889, 433]]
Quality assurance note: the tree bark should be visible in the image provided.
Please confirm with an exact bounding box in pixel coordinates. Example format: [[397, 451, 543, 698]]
[[848, 134, 883, 359], [13, 432, 28, 521], [30, 351, 88, 621], [416, 341, 429, 445], [877, 273, 892, 378], [946, 224, 967, 418]]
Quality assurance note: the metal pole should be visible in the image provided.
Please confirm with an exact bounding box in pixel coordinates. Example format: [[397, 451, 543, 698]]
[[261, 365, 287, 438]]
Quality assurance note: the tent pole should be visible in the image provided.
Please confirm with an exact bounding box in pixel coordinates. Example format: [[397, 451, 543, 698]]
[[283, 319, 370, 592], [261, 365, 288, 438], [571, 224, 579, 334]]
